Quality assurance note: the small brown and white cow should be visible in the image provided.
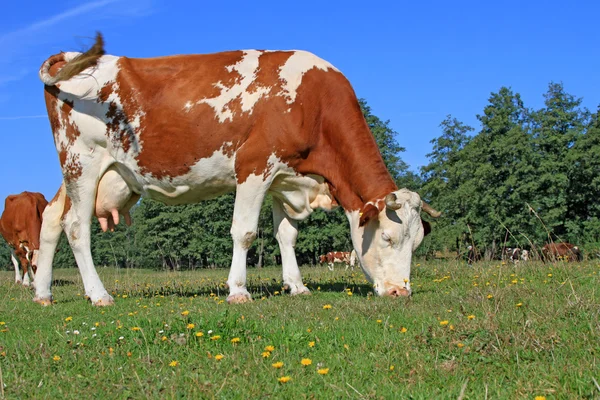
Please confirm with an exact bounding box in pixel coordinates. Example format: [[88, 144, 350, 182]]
[[0, 192, 48, 286], [34, 33, 439, 306], [320, 251, 358, 271]]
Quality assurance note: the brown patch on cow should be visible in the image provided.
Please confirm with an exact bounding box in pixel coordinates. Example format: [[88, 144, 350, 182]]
[[48, 187, 62, 207], [247, 51, 293, 94], [62, 195, 72, 218]]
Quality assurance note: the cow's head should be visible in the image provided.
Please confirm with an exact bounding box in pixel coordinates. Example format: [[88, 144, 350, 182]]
[[349, 188, 439, 297]]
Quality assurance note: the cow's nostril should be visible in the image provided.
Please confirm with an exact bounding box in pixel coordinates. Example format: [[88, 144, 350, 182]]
[[387, 286, 410, 297]]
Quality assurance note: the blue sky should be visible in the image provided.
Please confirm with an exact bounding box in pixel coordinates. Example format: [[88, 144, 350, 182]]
[[1, 0, 599, 212]]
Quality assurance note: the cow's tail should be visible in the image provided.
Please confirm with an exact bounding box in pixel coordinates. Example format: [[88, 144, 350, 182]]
[[39, 32, 105, 86]]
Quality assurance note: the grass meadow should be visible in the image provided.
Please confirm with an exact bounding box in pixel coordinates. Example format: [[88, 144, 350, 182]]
[[0, 260, 598, 399]]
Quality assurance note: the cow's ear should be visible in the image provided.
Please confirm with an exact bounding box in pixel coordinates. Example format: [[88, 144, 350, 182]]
[[359, 204, 379, 227], [422, 219, 431, 236]]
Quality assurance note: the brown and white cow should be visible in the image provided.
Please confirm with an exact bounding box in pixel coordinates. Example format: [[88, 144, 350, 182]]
[[320, 251, 358, 271], [34, 33, 439, 306], [0, 192, 48, 286], [542, 242, 581, 262]]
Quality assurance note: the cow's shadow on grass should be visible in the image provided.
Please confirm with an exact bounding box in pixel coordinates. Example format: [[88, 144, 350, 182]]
[[52, 279, 75, 287], [115, 281, 375, 299]]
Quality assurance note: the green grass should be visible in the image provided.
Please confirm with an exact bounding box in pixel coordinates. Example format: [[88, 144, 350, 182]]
[[0, 260, 599, 399]]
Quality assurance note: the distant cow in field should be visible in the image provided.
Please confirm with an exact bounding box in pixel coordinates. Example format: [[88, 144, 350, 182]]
[[503, 248, 529, 264], [0, 192, 48, 286], [542, 243, 581, 262], [34, 33, 440, 306], [320, 250, 357, 271]]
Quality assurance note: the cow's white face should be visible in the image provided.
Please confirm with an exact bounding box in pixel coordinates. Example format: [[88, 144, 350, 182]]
[[348, 189, 429, 297]]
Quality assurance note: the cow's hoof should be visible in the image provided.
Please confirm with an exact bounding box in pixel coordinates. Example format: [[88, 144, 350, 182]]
[[290, 286, 311, 296], [33, 296, 54, 306], [227, 293, 253, 304], [93, 296, 115, 307]]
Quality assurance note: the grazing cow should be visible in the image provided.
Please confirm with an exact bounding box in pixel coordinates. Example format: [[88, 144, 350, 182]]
[[542, 242, 581, 262], [503, 247, 521, 264], [0, 192, 48, 286], [520, 249, 529, 261], [320, 251, 355, 271], [34, 33, 440, 306]]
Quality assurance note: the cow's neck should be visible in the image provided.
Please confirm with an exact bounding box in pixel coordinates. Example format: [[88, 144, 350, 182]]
[[300, 135, 397, 212]]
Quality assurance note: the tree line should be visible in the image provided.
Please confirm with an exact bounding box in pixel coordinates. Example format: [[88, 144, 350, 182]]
[[2, 84, 599, 270]]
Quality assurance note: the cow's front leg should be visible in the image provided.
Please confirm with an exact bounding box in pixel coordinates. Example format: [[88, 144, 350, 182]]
[[226, 177, 271, 304], [273, 199, 309, 295], [10, 250, 22, 284]]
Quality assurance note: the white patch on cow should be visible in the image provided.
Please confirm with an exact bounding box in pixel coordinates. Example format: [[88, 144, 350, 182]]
[[189, 51, 271, 122], [140, 144, 236, 205], [277, 51, 339, 105]]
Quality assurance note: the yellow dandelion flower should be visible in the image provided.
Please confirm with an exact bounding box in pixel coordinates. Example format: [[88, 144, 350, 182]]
[[323, 304, 332, 310], [262, 351, 271, 358], [65, 316, 73, 322], [265, 345, 275, 352], [389, 365, 394, 371], [52, 355, 61, 361], [272, 361, 284, 369], [376, 319, 382, 324], [231, 337, 241, 344], [195, 331, 204, 337], [301, 358, 312, 366], [467, 315, 475, 320], [127, 352, 132, 357], [516, 303, 523, 307], [400, 327, 408, 333], [347, 291, 353, 296], [187, 323, 195, 329], [131, 326, 141, 331], [210, 335, 221, 341], [535, 397, 547, 400], [274, 291, 280, 295], [318, 368, 329, 375], [169, 360, 179, 367], [457, 343, 465, 348], [308, 341, 315, 348], [547, 273, 553, 277], [0, 322, 5, 325], [215, 354, 224, 361], [161, 336, 168, 341], [344, 344, 349, 350], [487, 294, 493, 299], [181, 310, 189, 316], [439, 320, 449, 326], [278, 376, 291, 383], [122, 294, 128, 299]]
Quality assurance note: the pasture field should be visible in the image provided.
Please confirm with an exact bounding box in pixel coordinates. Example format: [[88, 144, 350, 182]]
[[0, 260, 598, 399]]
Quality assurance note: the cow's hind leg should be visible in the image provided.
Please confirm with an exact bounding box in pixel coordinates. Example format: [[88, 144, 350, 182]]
[[10, 250, 22, 284], [226, 176, 273, 304], [273, 199, 309, 296], [63, 176, 114, 306], [33, 184, 66, 305]]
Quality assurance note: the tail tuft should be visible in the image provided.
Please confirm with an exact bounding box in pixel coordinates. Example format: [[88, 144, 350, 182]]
[[39, 32, 105, 86]]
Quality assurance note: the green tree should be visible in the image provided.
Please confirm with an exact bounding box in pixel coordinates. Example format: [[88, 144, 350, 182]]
[[531, 82, 589, 241]]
